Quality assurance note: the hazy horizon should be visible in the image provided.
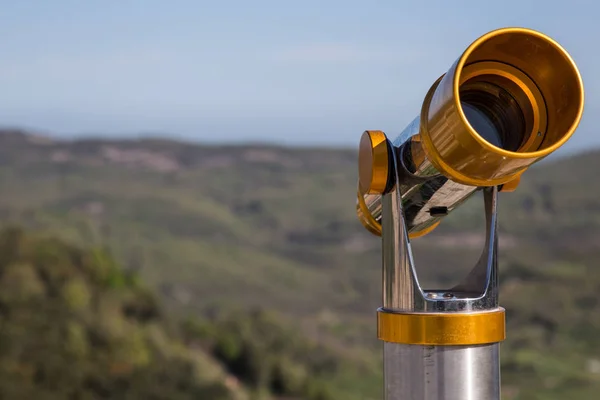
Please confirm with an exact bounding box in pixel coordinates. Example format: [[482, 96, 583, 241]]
[[0, 0, 597, 154]]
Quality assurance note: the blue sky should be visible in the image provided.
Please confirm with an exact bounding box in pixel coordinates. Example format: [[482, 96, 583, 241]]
[[0, 0, 597, 151]]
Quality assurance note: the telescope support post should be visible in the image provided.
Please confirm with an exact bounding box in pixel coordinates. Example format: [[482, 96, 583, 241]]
[[379, 155, 504, 400], [383, 342, 500, 400]]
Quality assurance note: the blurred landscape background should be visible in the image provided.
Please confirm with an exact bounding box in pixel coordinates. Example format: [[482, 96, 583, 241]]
[[1, 1, 599, 399], [0, 129, 599, 400]]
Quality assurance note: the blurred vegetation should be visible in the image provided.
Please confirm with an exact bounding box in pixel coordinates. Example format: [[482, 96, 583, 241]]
[[0, 130, 598, 398], [0, 225, 376, 400], [0, 226, 248, 399], [182, 309, 380, 400]]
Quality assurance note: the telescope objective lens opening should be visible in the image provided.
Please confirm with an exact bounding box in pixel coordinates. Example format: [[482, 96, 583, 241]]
[[460, 80, 528, 152]]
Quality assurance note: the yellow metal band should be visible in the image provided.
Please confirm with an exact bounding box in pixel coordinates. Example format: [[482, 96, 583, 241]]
[[358, 130, 389, 194], [407, 220, 441, 239], [356, 189, 382, 236], [377, 308, 506, 345]]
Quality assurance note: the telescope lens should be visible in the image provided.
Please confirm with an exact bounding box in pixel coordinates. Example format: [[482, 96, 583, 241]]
[[462, 102, 502, 148], [460, 81, 527, 152]]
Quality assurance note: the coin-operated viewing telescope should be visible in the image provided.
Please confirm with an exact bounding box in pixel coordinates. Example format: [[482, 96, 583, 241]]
[[356, 28, 583, 400]]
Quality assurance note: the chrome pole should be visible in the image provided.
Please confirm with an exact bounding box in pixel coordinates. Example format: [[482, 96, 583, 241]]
[[383, 342, 500, 400]]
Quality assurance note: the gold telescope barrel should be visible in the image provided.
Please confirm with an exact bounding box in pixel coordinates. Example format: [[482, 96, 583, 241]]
[[422, 27, 583, 185], [357, 27, 584, 237]]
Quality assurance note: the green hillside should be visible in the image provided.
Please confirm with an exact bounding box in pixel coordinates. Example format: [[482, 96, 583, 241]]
[[0, 226, 246, 400], [0, 129, 599, 399], [0, 225, 374, 400]]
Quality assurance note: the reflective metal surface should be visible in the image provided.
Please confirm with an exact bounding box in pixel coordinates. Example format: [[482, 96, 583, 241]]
[[358, 119, 479, 237], [378, 309, 505, 345], [384, 342, 500, 400], [381, 167, 500, 312]]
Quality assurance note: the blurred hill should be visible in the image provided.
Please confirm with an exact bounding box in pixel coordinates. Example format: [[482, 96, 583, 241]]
[[0, 128, 599, 399], [0, 226, 369, 400], [0, 226, 246, 400]]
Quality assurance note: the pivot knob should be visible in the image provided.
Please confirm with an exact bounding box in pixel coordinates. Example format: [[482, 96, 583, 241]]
[[358, 130, 390, 195]]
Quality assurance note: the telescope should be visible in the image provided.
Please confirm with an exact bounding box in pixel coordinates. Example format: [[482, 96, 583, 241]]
[[356, 28, 584, 400]]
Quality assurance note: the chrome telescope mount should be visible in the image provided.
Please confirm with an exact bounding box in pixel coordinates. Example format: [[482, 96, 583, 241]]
[[377, 146, 505, 400]]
